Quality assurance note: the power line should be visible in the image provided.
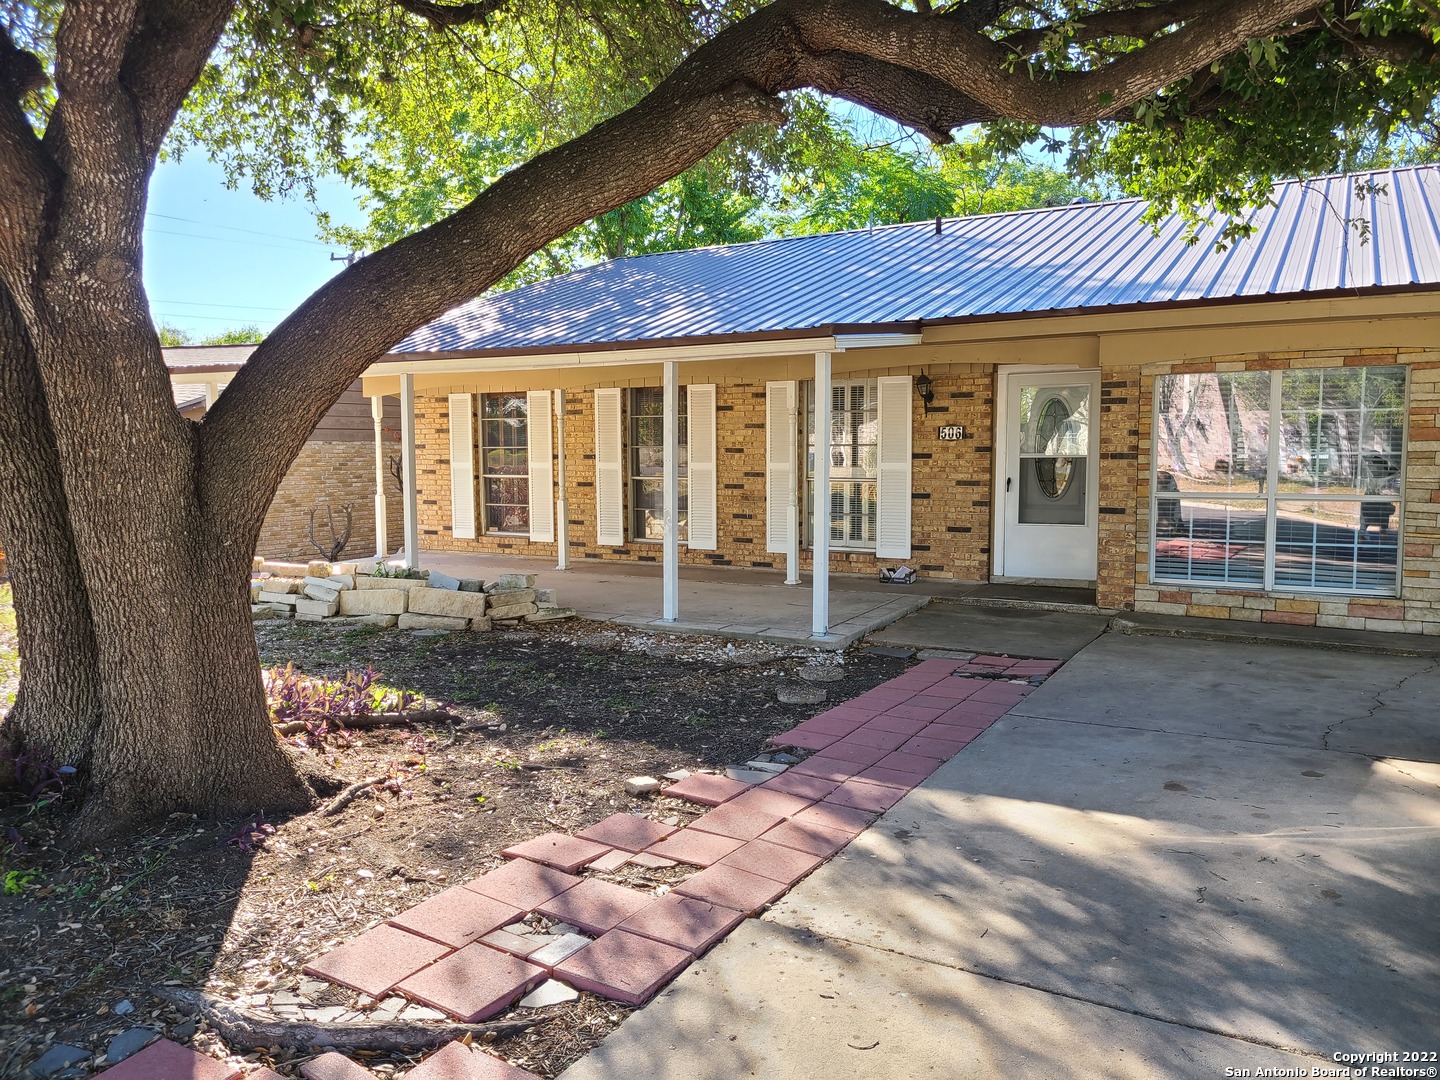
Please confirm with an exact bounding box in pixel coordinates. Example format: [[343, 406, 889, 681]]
[[144, 226, 331, 254], [152, 298, 293, 312], [145, 211, 331, 247], [153, 311, 281, 325]]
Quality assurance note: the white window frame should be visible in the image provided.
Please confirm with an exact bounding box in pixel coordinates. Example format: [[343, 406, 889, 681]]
[[479, 392, 530, 536], [629, 385, 689, 544], [1148, 366, 1408, 597], [804, 378, 880, 553]]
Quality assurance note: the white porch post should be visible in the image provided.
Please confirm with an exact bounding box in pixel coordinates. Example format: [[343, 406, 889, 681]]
[[662, 360, 680, 622], [371, 394, 389, 559], [554, 388, 569, 570], [785, 410, 800, 586], [812, 351, 832, 637], [400, 373, 420, 570], [204, 381, 218, 409]]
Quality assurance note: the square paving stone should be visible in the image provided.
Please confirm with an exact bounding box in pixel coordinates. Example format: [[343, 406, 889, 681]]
[[860, 714, 929, 735], [791, 802, 878, 836], [387, 887, 523, 949], [841, 726, 912, 751], [395, 944, 545, 1022], [304, 924, 452, 998], [576, 813, 677, 852], [661, 773, 752, 806], [924, 724, 982, 746], [759, 818, 856, 858], [501, 832, 612, 874], [463, 860, 581, 910], [537, 877, 654, 935], [645, 827, 747, 867], [940, 699, 1015, 722], [970, 682, 1031, 704], [301, 1052, 375, 1080], [788, 756, 864, 783], [724, 786, 814, 818], [760, 772, 840, 801], [874, 750, 944, 775], [824, 778, 908, 813], [898, 735, 968, 761], [98, 1039, 241, 1080], [819, 705, 883, 723], [617, 891, 746, 954], [812, 740, 889, 766], [854, 765, 929, 790], [921, 679, 982, 701], [719, 838, 827, 885], [553, 929, 694, 1006], [687, 800, 788, 842], [887, 704, 949, 722], [405, 1039, 541, 1080], [792, 714, 869, 737], [674, 863, 788, 913], [765, 728, 840, 752]]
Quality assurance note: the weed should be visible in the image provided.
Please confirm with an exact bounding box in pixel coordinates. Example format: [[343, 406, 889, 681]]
[[224, 813, 276, 853], [3, 868, 41, 895]]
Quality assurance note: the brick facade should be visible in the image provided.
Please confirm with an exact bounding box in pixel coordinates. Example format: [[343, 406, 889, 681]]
[[258, 440, 404, 560], [415, 368, 995, 582]]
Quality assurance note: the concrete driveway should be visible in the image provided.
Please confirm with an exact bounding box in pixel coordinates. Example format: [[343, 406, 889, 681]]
[[561, 632, 1440, 1079]]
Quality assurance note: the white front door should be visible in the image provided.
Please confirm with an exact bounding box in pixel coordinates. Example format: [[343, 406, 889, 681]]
[[994, 370, 1101, 582]]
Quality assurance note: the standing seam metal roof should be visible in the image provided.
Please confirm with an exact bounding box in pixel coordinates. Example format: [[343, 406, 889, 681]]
[[396, 165, 1440, 356]]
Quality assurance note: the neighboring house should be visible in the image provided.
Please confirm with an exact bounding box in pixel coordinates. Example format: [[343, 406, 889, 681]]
[[355, 164, 1440, 636], [166, 344, 404, 560]]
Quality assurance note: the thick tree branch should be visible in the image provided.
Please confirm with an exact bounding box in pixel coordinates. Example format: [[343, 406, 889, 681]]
[[998, 0, 1222, 55], [391, 0, 510, 28], [0, 25, 56, 280], [196, 0, 1370, 535], [119, 0, 236, 160]]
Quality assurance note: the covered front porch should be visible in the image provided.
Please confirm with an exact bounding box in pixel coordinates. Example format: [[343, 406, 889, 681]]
[[404, 551, 935, 649]]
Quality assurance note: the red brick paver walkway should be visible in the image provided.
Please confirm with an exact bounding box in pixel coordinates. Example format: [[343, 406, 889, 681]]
[[96, 654, 1052, 1080]]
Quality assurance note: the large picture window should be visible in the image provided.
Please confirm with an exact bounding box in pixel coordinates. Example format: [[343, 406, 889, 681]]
[[1152, 367, 1406, 595], [480, 394, 529, 535], [805, 379, 879, 550], [629, 386, 688, 542]]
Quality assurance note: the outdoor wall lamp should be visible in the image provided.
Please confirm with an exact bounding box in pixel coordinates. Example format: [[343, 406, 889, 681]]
[[915, 371, 936, 413]]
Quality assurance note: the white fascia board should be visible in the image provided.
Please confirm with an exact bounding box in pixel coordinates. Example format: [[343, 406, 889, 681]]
[[361, 335, 838, 378], [833, 333, 924, 350]]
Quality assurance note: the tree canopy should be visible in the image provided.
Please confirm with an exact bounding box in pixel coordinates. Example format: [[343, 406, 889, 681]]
[[1, 0, 1438, 840]]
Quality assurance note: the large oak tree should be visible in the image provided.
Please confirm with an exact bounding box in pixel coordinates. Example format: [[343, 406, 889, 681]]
[[0, 0, 1436, 841]]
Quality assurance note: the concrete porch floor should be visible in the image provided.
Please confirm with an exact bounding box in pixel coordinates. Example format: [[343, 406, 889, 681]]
[[404, 551, 949, 649]]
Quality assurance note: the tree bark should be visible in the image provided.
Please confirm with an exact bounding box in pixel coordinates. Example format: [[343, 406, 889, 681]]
[[0, 286, 102, 768]]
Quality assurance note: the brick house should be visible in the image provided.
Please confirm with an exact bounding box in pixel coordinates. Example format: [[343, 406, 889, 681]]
[[358, 165, 1440, 636], [167, 344, 405, 560]]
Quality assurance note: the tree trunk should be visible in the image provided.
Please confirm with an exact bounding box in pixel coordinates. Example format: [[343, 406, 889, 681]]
[[0, 287, 102, 767], [7, 276, 313, 841]]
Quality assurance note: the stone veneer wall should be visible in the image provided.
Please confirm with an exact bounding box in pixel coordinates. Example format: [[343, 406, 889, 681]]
[[258, 440, 405, 560], [1109, 347, 1440, 634], [415, 368, 995, 582]]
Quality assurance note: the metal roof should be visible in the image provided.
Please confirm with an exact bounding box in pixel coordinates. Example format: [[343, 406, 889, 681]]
[[162, 343, 256, 372], [397, 165, 1440, 356]]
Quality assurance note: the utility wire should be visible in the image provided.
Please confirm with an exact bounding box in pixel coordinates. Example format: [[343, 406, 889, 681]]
[[145, 211, 331, 247]]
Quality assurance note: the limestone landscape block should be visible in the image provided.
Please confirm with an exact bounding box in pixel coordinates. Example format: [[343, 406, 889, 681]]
[[356, 575, 430, 591], [257, 591, 299, 608], [294, 596, 340, 618], [407, 588, 488, 620], [397, 612, 469, 631], [487, 602, 539, 620], [486, 588, 537, 606], [338, 588, 407, 616]]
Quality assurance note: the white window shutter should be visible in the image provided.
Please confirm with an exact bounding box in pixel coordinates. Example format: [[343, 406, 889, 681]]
[[594, 388, 624, 547], [526, 389, 555, 543], [687, 384, 718, 550], [875, 375, 913, 559], [766, 381, 797, 553], [448, 393, 476, 540]]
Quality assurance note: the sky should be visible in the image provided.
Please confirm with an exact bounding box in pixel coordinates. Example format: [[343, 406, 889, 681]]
[[144, 154, 368, 340]]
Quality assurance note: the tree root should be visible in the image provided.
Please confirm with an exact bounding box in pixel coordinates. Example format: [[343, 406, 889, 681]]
[[321, 776, 385, 816], [151, 987, 536, 1051], [273, 709, 456, 737]]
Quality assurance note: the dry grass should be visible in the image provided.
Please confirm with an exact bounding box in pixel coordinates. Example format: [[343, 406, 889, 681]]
[[0, 584, 17, 715]]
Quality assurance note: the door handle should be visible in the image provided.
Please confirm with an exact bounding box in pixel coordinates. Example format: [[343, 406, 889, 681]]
[[1006, 477, 1012, 492]]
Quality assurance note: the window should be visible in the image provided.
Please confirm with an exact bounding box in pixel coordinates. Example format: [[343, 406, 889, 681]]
[[1152, 367, 1406, 595], [480, 394, 529, 534], [629, 386, 688, 541], [805, 379, 879, 550]]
